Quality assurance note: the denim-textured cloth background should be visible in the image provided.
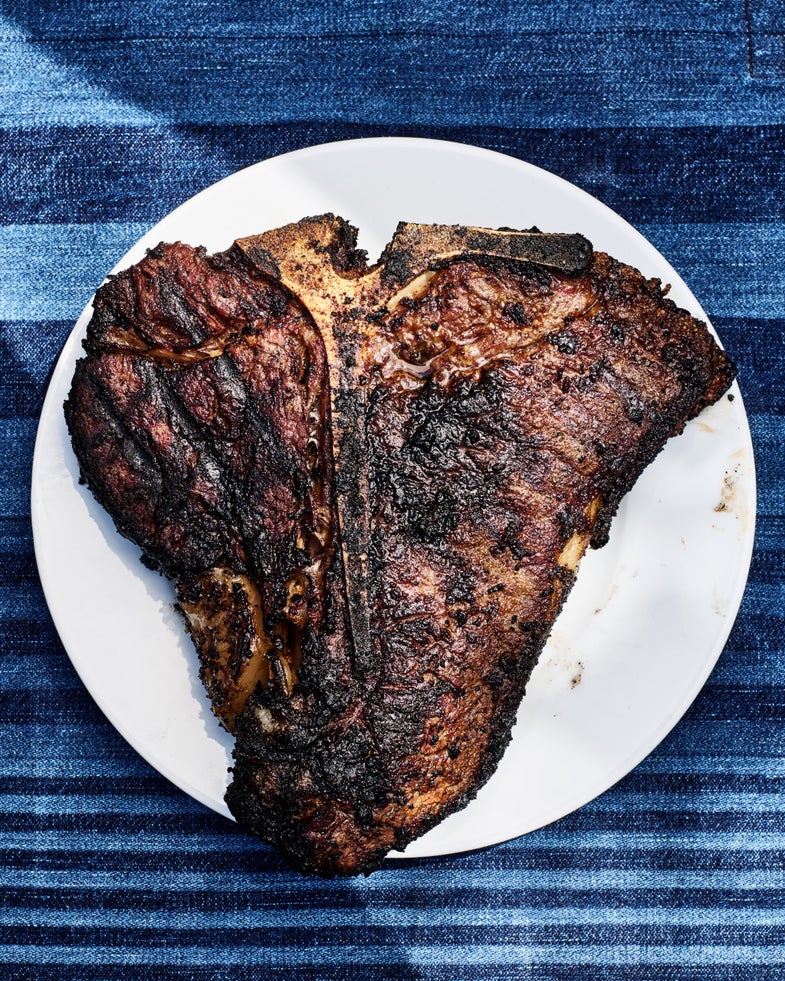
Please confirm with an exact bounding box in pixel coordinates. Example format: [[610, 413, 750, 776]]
[[2, 1, 783, 978]]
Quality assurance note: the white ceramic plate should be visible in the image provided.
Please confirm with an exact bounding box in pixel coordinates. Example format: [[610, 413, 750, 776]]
[[31, 138, 756, 859]]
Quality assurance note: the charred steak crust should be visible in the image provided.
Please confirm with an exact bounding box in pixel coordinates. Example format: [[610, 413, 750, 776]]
[[64, 216, 735, 876]]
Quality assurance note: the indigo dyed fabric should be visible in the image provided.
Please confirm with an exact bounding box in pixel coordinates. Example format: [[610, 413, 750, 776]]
[[2, 2, 784, 978]]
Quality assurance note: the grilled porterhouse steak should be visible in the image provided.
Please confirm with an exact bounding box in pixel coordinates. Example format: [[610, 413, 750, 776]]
[[65, 216, 734, 875]]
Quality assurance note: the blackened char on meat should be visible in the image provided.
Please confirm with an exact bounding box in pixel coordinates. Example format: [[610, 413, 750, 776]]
[[64, 216, 735, 876]]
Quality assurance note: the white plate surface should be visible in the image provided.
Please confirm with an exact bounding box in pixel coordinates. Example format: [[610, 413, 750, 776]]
[[31, 138, 756, 860]]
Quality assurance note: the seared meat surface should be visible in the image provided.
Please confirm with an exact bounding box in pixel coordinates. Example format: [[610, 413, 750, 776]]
[[65, 217, 734, 875], [65, 241, 345, 728]]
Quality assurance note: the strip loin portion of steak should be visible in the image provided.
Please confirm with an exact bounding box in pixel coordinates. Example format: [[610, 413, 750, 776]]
[[65, 217, 734, 875]]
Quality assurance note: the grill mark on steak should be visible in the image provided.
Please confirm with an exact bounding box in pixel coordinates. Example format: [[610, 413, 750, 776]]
[[64, 216, 735, 876]]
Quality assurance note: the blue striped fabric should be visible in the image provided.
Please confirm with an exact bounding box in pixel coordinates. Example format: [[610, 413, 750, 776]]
[[2, 1, 784, 978]]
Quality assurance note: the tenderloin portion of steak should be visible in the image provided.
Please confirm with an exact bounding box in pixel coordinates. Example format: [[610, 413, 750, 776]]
[[65, 217, 734, 876], [65, 241, 353, 730]]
